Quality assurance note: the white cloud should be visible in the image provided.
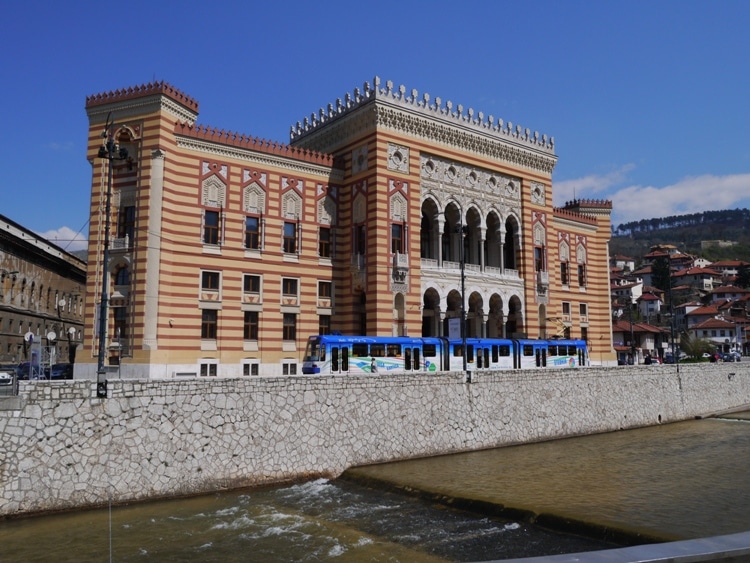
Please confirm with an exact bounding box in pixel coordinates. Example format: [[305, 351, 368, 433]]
[[554, 167, 750, 229], [610, 174, 750, 227], [40, 226, 88, 253], [554, 164, 635, 204]]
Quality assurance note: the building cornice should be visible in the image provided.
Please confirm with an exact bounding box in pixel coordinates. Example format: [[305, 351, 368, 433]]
[[175, 135, 342, 182], [86, 82, 199, 123], [290, 77, 558, 174]]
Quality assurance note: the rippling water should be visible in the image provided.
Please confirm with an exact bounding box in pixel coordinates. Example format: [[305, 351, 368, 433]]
[[3, 415, 749, 561], [346, 415, 750, 543], [0, 478, 613, 562]]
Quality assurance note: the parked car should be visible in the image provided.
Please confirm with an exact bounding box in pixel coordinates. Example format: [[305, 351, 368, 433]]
[[0, 365, 15, 386], [49, 363, 73, 380]]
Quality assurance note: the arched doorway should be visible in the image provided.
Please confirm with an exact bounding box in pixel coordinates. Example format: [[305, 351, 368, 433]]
[[422, 288, 441, 337]]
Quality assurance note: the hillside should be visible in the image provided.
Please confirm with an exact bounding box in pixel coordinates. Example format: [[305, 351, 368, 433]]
[[610, 208, 750, 263]]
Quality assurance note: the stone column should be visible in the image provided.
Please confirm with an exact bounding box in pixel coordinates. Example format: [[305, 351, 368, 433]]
[[142, 149, 165, 354]]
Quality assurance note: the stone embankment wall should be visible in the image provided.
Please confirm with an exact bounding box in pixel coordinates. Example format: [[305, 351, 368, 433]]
[[0, 364, 748, 517]]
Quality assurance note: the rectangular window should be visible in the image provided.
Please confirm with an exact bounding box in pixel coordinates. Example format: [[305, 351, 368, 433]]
[[243, 274, 261, 293], [578, 264, 587, 287], [243, 362, 259, 376], [117, 205, 136, 248], [283, 222, 297, 254], [200, 363, 217, 377], [282, 278, 298, 297], [534, 246, 545, 271], [318, 281, 332, 298], [355, 225, 366, 255], [319, 226, 331, 258], [244, 311, 258, 340], [201, 309, 217, 339], [282, 362, 298, 375], [391, 224, 403, 254], [560, 262, 569, 285], [579, 303, 588, 316], [113, 307, 128, 341], [283, 313, 296, 341], [581, 326, 588, 342], [202, 271, 220, 291], [203, 210, 220, 245], [318, 315, 331, 335], [245, 216, 261, 249], [352, 343, 368, 357], [562, 301, 571, 316]]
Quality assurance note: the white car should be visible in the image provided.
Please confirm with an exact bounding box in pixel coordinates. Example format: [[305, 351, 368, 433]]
[[0, 369, 14, 386]]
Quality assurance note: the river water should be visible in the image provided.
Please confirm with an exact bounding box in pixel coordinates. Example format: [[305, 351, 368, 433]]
[[2, 414, 749, 561]]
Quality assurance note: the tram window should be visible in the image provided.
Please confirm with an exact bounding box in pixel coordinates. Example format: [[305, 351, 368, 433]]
[[387, 344, 401, 357], [423, 344, 436, 357], [568, 346, 577, 355], [341, 346, 349, 371], [332, 347, 339, 371], [405, 347, 412, 368], [499, 345, 510, 357], [371, 343, 385, 357], [454, 345, 464, 357], [548, 345, 558, 356], [483, 348, 490, 367], [412, 348, 420, 370], [492, 345, 498, 363], [352, 344, 368, 357], [477, 350, 483, 368], [523, 345, 534, 356], [467, 345, 474, 364], [536, 349, 542, 367]]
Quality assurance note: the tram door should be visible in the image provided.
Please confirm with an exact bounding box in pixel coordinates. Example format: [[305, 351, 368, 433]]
[[403, 347, 421, 371], [330, 346, 349, 374], [535, 347, 547, 368]]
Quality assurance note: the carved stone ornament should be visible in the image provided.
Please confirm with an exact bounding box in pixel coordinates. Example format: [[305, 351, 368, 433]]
[[531, 181, 546, 206], [387, 143, 409, 173], [352, 145, 368, 175]]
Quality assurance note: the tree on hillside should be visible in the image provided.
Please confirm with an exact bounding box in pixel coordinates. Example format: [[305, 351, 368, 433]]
[[651, 257, 672, 297], [737, 265, 750, 289]]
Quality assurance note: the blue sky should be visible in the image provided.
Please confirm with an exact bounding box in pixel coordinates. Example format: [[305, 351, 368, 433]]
[[2, 0, 749, 252]]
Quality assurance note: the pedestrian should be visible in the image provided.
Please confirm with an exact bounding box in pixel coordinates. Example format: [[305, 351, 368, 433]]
[[371, 358, 378, 374], [644, 353, 652, 365]]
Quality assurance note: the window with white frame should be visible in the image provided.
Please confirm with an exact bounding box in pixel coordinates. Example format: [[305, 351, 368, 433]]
[[199, 360, 218, 377], [242, 359, 260, 376]]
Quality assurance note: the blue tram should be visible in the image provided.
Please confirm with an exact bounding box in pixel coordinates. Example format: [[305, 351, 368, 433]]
[[302, 335, 587, 375]]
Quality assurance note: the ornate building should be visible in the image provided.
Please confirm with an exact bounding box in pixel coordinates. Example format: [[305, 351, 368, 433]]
[[79, 78, 614, 378], [0, 214, 85, 367]]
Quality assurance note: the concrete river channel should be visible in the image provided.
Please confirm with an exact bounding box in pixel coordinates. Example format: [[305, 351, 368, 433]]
[[3, 413, 750, 561]]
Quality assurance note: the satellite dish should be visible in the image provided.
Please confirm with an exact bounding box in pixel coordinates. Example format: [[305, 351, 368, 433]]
[[47, 331, 57, 342], [68, 327, 76, 335], [58, 299, 66, 308], [24, 331, 34, 342]]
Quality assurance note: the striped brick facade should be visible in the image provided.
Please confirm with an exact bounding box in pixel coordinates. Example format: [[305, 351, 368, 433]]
[[78, 79, 615, 378]]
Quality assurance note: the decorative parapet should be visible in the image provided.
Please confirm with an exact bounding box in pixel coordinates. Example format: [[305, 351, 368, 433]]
[[86, 81, 199, 113], [553, 207, 599, 226], [290, 76, 556, 156], [174, 122, 338, 168], [554, 199, 612, 224]]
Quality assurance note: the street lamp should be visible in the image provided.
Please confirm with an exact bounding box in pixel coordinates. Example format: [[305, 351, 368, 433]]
[[459, 220, 468, 381], [95, 113, 132, 398]]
